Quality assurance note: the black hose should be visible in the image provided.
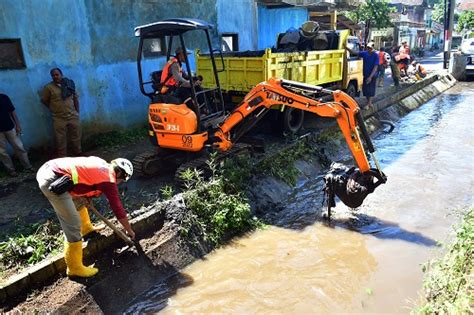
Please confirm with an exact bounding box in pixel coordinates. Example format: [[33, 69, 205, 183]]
[[379, 120, 395, 133]]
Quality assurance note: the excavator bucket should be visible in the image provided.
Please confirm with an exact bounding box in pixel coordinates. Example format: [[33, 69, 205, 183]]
[[323, 162, 386, 216]]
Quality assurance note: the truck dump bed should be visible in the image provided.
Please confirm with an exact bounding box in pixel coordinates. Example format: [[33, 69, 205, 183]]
[[196, 48, 344, 93]]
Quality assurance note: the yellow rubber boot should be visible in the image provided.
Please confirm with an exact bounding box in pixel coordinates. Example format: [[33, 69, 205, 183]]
[[78, 206, 99, 237], [64, 241, 98, 278]]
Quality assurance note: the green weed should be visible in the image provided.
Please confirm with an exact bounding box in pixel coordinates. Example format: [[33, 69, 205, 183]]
[[160, 185, 175, 200], [83, 126, 148, 150], [179, 156, 260, 246], [259, 139, 317, 186], [0, 221, 63, 271], [414, 208, 473, 314]]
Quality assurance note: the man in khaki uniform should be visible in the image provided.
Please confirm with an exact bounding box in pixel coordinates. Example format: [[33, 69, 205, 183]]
[[41, 68, 81, 157]]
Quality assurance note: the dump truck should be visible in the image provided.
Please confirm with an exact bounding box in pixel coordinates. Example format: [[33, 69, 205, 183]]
[[196, 29, 363, 132]]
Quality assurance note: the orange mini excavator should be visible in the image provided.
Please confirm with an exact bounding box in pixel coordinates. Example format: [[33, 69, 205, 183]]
[[133, 18, 386, 212]]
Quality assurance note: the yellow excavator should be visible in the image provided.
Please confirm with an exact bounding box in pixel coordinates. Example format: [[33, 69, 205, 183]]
[[133, 18, 386, 213]]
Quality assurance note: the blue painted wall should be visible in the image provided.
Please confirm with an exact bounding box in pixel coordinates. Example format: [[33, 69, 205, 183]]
[[257, 5, 308, 50], [216, 0, 258, 51], [0, 0, 218, 149]]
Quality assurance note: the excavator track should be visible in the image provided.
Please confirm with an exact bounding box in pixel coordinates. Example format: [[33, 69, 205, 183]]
[[174, 143, 253, 184], [132, 148, 176, 177]]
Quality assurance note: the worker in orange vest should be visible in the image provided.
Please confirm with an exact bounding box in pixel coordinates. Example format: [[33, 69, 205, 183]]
[[377, 47, 389, 87], [36, 156, 135, 278], [160, 47, 202, 106]]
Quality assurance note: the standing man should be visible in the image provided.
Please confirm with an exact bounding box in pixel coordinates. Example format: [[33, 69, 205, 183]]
[[389, 58, 401, 88], [36, 156, 136, 278], [41, 68, 82, 157], [0, 93, 33, 176], [346, 42, 379, 108]]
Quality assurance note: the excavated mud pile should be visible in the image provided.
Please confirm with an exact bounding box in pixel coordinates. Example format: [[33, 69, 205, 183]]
[[7, 197, 213, 313]]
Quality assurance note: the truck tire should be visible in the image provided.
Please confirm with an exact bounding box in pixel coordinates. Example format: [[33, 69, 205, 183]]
[[345, 81, 357, 98], [283, 107, 304, 133]]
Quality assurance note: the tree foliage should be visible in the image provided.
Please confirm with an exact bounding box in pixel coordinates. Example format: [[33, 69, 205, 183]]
[[431, 2, 445, 23], [457, 10, 474, 33], [344, 0, 395, 29], [431, 1, 459, 24]]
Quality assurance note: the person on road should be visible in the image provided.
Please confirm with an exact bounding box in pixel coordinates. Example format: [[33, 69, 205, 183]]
[[160, 47, 203, 107], [0, 93, 33, 176], [389, 58, 401, 88], [36, 156, 136, 278], [377, 47, 389, 87], [397, 41, 411, 77], [41, 68, 82, 158], [346, 41, 379, 108], [411, 60, 427, 80]]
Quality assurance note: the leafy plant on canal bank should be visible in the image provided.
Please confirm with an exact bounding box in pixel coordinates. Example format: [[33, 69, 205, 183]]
[[259, 133, 331, 186], [178, 157, 262, 246], [0, 221, 62, 276], [414, 208, 473, 314]]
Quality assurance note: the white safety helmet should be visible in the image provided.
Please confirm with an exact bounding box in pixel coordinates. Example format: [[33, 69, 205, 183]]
[[111, 158, 133, 182]]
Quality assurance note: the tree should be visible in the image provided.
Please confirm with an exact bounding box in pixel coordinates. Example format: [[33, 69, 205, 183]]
[[431, 1, 459, 24], [457, 10, 474, 33], [431, 2, 445, 23], [343, 0, 395, 44]]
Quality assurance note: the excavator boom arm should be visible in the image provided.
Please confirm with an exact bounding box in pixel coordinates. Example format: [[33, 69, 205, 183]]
[[214, 78, 373, 173]]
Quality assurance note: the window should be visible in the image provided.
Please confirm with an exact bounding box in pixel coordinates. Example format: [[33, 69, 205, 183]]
[[142, 37, 167, 58], [221, 33, 239, 52], [0, 39, 26, 69]]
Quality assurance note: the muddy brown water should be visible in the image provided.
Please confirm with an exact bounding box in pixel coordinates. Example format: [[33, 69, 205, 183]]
[[127, 83, 473, 314]]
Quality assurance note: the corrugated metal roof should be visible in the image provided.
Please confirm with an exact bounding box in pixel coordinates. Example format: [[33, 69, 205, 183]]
[[458, 0, 474, 10], [389, 0, 424, 6], [258, 0, 363, 9], [309, 13, 362, 30]]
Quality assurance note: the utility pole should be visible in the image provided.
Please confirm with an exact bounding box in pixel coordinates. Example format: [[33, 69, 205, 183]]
[[443, 0, 456, 69]]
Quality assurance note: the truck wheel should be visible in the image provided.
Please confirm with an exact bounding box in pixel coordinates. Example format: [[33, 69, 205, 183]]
[[283, 107, 304, 133], [345, 82, 357, 98]]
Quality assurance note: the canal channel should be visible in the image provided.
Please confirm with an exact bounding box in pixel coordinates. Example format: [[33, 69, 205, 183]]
[[126, 82, 473, 314]]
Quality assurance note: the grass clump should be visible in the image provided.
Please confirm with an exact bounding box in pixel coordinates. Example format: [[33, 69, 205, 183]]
[[178, 156, 261, 246], [259, 137, 322, 186], [160, 185, 175, 200], [0, 221, 62, 273], [83, 126, 147, 150], [414, 208, 473, 314]]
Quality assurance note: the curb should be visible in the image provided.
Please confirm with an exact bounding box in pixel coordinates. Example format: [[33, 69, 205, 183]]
[[0, 206, 165, 306], [365, 72, 456, 117]]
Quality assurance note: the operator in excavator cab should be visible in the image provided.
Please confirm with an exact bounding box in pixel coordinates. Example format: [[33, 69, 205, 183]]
[[160, 46, 203, 106], [36, 156, 135, 278]]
